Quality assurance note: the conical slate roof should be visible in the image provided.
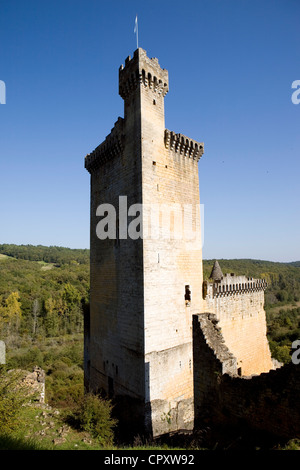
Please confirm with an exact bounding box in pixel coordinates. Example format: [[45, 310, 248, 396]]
[[209, 260, 223, 281]]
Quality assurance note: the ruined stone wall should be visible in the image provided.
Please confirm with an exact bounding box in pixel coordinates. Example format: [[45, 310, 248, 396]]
[[7, 366, 46, 404], [193, 314, 300, 440], [22, 366, 45, 403], [204, 274, 273, 375]]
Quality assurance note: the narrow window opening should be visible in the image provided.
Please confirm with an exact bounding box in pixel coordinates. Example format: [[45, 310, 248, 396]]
[[108, 377, 114, 398], [185, 285, 191, 306], [153, 99, 156, 105]]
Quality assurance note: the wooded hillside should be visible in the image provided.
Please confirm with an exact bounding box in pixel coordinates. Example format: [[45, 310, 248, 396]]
[[0, 245, 299, 368]]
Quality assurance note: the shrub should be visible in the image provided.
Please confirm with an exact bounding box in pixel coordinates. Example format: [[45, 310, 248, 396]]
[[269, 342, 291, 364], [69, 393, 117, 446], [0, 368, 31, 434], [7, 346, 44, 370]]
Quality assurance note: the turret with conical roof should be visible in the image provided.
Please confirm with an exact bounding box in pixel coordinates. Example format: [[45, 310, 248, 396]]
[[209, 260, 223, 281]]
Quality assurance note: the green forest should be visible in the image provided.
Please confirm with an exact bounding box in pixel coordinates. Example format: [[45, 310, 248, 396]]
[[0, 244, 299, 450]]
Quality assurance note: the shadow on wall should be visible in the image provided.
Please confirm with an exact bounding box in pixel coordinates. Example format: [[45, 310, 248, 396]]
[[193, 313, 300, 441]]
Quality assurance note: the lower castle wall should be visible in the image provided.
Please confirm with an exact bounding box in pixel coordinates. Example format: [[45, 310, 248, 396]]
[[205, 289, 273, 375], [193, 314, 300, 440], [145, 342, 194, 436]]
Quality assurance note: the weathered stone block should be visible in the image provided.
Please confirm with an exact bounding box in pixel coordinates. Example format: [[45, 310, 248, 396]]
[[0, 341, 5, 364]]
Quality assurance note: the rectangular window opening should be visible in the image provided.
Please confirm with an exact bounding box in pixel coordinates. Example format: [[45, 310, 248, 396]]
[[185, 285, 191, 306]]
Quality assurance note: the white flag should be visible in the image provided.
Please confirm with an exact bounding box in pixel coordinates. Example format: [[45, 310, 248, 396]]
[[134, 15, 138, 48], [134, 15, 137, 33]]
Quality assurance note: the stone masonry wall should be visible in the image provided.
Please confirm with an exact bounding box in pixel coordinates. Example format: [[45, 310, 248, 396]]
[[85, 47, 206, 437], [85, 73, 145, 413], [138, 48, 205, 435], [204, 274, 273, 376], [193, 314, 300, 440]]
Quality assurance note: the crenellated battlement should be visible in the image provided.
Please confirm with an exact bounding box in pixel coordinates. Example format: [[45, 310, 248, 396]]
[[119, 48, 169, 100], [85, 117, 124, 173], [165, 129, 204, 162], [203, 262, 273, 376], [203, 273, 268, 299]]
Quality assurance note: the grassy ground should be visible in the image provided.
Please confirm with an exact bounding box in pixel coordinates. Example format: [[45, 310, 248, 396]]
[[0, 403, 104, 450], [1, 399, 298, 451], [0, 401, 183, 451], [0, 254, 10, 260]]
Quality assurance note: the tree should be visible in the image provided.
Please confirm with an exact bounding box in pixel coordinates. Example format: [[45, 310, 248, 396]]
[[32, 299, 40, 336], [62, 283, 81, 313], [0, 368, 31, 434], [0, 292, 22, 335], [44, 297, 60, 337]]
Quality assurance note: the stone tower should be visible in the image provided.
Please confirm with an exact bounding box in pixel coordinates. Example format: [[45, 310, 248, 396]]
[[84, 48, 205, 437]]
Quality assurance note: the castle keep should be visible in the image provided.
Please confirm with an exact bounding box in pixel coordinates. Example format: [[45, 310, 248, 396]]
[[85, 48, 204, 436], [84, 48, 300, 439]]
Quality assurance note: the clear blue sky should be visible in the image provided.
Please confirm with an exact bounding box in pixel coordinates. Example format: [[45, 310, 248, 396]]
[[0, 0, 299, 262]]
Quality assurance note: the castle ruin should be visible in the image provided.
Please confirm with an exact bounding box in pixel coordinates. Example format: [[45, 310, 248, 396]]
[[84, 48, 300, 440]]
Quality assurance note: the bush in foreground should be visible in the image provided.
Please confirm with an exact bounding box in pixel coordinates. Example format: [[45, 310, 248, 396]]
[[0, 367, 31, 434], [67, 393, 117, 447]]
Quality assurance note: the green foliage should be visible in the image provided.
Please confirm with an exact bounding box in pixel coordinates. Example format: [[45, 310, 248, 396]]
[[280, 439, 300, 450], [268, 341, 291, 364], [0, 291, 22, 335], [0, 243, 89, 265], [0, 246, 89, 344], [8, 346, 44, 370], [6, 334, 84, 409], [0, 246, 300, 449], [68, 393, 117, 447], [0, 434, 50, 450], [266, 306, 300, 362], [46, 356, 84, 408], [0, 368, 31, 434]]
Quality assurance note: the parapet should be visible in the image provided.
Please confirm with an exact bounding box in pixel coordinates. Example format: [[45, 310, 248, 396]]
[[119, 48, 169, 100], [165, 129, 204, 162], [85, 117, 124, 173], [203, 272, 268, 299]]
